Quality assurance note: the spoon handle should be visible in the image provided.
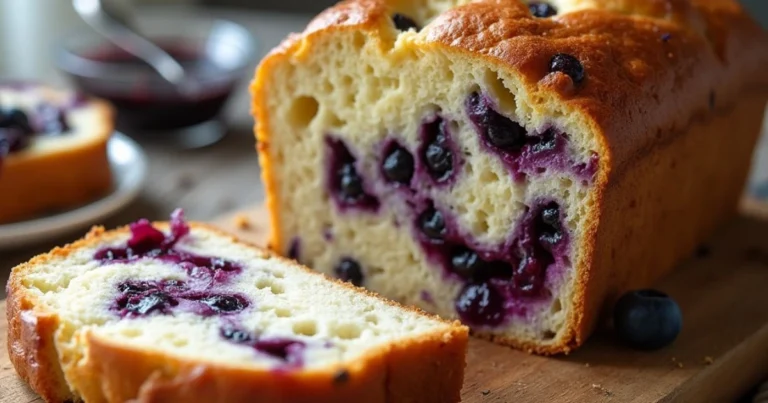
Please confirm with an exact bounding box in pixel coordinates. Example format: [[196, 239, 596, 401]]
[[73, 0, 190, 90]]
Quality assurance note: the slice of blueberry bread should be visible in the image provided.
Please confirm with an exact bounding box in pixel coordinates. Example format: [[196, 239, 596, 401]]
[[6, 210, 468, 403], [252, 0, 768, 354], [0, 83, 113, 224]]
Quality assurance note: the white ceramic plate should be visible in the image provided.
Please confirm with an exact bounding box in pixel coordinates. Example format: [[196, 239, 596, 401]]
[[0, 132, 148, 250]]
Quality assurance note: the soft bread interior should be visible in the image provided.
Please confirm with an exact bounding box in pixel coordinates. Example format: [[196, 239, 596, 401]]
[[257, 5, 601, 348], [17, 225, 451, 394]]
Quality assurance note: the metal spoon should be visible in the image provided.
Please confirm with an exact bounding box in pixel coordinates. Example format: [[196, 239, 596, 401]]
[[73, 0, 193, 93]]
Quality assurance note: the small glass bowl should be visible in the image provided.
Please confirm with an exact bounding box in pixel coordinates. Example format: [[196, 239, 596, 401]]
[[55, 13, 257, 148]]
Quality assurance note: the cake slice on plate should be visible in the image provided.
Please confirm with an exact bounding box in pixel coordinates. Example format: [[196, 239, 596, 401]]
[[0, 83, 113, 224]]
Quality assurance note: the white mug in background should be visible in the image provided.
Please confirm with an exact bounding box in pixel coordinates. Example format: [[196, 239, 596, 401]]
[[0, 0, 136, 84], [0, 0, 88, 84]]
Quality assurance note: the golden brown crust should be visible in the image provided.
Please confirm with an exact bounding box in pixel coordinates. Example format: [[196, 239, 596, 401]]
[[6, 221, 468, 402], [0, 98, 115, 224], [251, 0, 768, 355]]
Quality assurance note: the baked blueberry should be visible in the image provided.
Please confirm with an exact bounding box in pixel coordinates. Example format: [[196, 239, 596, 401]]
[[335, 258, 364, 286], [529, 2, 557, 18], [326, 137, 380, 210], [425, 141, 452, 178], [455, 282, 505, 326], [221, 327, 255, 344], [450, 248, 484, 279], [0, 128, 30, 154], [123, 292, 177, 316], [338, 163, 365, 201], [513, 253, 550, 296], [34, 104, 70, 134], [549, 53, 585, 84], [531, 129, 557, 153], [537, 203, 563, 247], [467, 92, 526, 151], [392, 13, 420, 31], [118, 281, 157, 295], [199, 294, 248, 313], [288, 238, 301, 260], [0, 108, 33, 133], [254, 338, 306, 363], [382, 145, 415, 185], [418, 207, 447, 242], [420, 117, 455, 182], [613, 289, 682, 350]]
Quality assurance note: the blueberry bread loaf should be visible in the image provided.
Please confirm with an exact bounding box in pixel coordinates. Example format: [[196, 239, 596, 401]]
[[6, 210, 468, 403], [0, 83, 113, 224], [251, 0, 768, 354]]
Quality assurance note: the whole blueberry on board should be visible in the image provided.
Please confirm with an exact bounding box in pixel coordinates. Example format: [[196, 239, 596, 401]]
[[613, 289, 682, 350]]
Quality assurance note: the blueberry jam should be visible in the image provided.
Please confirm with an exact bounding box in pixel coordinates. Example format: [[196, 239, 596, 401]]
[[466, 92, 597, 181], [325, 136, 380, 211], [71, 42, 237, 131], [419, 116, 457, 183], [221, 327, 306, 367], [410, 199, 568, 326]]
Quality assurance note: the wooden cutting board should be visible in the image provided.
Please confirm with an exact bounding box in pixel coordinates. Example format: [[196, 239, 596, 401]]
[[3, 200, 768, 402]]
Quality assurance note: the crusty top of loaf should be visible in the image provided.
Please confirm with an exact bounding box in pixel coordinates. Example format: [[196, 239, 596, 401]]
[[255, 0, 767, 175]]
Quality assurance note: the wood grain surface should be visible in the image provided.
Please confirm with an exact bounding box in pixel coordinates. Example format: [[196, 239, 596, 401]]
[[3, 201, 768, 402]]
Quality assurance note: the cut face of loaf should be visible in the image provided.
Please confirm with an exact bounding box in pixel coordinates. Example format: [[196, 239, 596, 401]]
[[6, 210, 467, 403], [253, 0, 768, 353]]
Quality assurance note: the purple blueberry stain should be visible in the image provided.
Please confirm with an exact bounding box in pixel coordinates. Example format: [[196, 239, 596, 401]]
[[325, 136, 380, 212], [221, 326, 256, 344], [111, 279, 250, 318], [419, 115, 459, 184], [420, 290, 434, 304], [219, 326, 307, 368], [392, 13, 420, 31], [455, 282, 505, 327], [466, 92, 526, 152], [381, 141, 415, 186], [334, 258, 364, 286], [254, 338, 306, 366], [95, 209, 243, 285], [287, 237, 301, 261], [466, 92, 597, 182], [408, 197, 569, 327]]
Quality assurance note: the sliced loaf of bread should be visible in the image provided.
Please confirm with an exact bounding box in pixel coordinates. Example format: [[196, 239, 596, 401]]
[[251, 0, 768, 354], [6, 210, 468, 403]]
